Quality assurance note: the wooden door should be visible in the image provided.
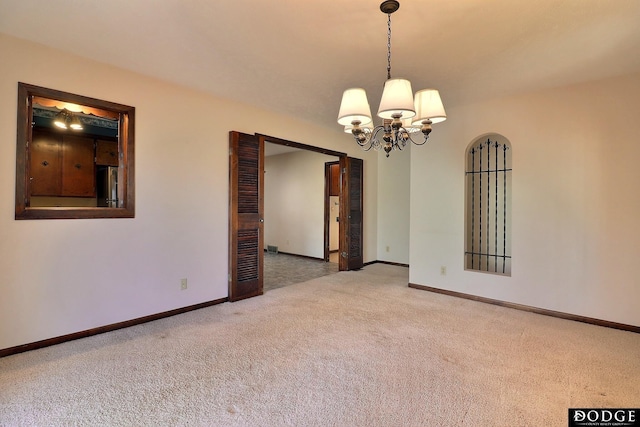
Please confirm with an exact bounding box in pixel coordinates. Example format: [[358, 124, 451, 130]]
[[329, 163, 340, 196], [339, 157, 364, 271], [228, 131, 264, 301]]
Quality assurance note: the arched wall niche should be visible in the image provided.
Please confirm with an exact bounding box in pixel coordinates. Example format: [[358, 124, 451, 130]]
[[464, 133, 512, 275]]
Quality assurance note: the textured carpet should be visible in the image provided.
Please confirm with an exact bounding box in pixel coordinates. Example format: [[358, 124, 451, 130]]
[[1, 264, 639, 426]]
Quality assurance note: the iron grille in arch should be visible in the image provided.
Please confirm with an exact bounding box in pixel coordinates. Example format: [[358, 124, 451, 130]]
[[465, 138, 512, 275]]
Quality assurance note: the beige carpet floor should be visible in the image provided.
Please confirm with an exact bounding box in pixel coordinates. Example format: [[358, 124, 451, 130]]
[[1, 264, 639, 426]]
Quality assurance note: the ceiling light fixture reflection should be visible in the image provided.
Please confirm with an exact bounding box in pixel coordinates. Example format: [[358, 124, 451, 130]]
[[53, 109, 83, 131]]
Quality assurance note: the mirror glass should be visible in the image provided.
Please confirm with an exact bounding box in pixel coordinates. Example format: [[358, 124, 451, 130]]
[[15, 83, 135, 219]]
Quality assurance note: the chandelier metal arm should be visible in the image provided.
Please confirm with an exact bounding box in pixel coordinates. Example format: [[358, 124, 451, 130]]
[[403, 130, 430, 146], [348, 117, 432, 157]]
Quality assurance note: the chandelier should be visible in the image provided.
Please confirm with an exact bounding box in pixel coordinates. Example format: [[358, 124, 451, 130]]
[[337, 0, 446, 157]]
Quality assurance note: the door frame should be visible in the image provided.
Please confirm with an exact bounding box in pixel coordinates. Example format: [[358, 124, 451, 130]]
[[259, 134, 346, 268], [229, 132, 362, 301], [324, 161, 340, 263]]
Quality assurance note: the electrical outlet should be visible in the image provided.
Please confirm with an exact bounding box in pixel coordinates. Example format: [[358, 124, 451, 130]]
[[180, 278, 188, 290], [440, 266, 447, 276], [386, 246, 390, 252]]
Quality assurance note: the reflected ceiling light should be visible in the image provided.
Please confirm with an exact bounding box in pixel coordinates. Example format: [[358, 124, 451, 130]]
[[53, 108, 83, 131], [337, 0, 446, 157], [53, 110, 68, 129], [69, 114, 83, 130]]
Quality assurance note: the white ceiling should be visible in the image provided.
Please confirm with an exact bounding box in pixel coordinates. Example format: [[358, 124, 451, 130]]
[[2, 0, 640, 130]]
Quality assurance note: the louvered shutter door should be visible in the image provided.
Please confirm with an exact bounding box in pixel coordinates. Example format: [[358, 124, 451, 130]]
[[229, 131, 264, 301]]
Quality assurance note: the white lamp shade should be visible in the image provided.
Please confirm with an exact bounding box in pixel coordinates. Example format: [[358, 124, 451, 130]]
[[337, 88, 373, 126], [412, 89, 446, 124], [377, 78, 416, 120]]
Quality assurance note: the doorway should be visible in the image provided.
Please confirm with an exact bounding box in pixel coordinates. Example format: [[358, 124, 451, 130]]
[[263, 144, 339, 291], [228, 132, 364, 302], [264, 144, 338, 262]]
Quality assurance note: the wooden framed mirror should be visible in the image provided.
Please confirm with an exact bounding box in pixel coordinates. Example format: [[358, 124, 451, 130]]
[[15, 83, 135, 219]]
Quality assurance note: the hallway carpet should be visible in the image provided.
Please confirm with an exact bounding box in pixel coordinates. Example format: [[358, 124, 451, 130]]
[[1, 264, 639, 426]]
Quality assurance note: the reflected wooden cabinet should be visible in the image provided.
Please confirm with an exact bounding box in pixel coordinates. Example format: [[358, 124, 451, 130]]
[[30, 128, 95, 197], [30, 132, 61, 196], [96, 140, 118, 166], [61, 134, 95, 197]]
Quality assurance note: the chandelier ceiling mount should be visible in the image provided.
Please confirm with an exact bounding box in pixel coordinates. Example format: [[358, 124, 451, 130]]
[[379, 0, 400, 15]]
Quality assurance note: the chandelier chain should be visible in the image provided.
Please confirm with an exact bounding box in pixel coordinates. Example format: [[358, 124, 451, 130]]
[[386, 13, 392, 80]]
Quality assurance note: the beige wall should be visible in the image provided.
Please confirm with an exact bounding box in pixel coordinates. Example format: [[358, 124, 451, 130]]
[[0, 34, 378, 350], [264, 150, 337, 258], [377, 143, 411, 264], [3, 29, 636, 352], [410, 72, 640, 326]]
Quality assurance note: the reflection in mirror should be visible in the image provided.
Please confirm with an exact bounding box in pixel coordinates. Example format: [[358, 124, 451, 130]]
[[15, 83, 135, 219]]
